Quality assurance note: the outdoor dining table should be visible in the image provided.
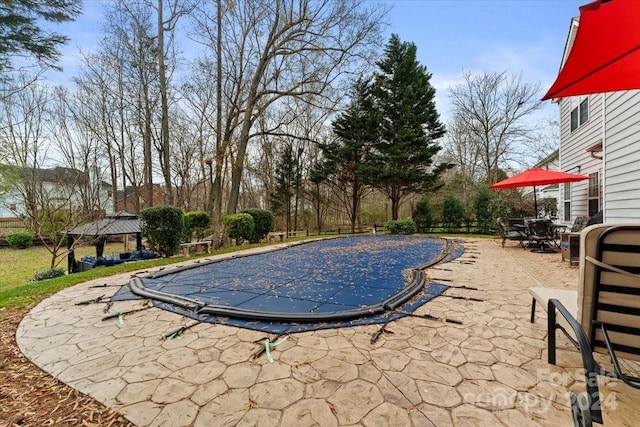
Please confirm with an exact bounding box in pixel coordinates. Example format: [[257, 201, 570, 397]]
[[514, 218, 565, 250]]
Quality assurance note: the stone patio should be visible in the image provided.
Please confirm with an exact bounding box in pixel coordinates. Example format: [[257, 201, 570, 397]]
[[16, 237, 640, 426]]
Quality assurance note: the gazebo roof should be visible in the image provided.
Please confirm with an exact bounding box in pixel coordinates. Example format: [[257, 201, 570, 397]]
[[68, 212, 140, 236]]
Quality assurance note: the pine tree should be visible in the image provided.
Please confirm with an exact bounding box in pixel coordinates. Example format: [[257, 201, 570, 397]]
[[270, 143, 301, 235], [361, 34, 450, 220], [313, 79, 378, 232], [0, 0, 83, 72]]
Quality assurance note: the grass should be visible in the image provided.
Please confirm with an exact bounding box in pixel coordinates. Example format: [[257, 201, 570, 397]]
[[0, 241, 273, 309]]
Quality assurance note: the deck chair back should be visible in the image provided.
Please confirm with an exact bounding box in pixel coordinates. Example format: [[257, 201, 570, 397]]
[[578, 224, 640, 361]]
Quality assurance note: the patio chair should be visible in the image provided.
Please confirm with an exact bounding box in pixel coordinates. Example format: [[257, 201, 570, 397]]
[[497, 217, 525, 248], [527, 219, 556, 253], [530, 224, 640, 426], [571, 215, 589, 232]]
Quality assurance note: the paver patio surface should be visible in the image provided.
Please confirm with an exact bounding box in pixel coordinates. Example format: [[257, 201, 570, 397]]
[[16, 237, 640, 426]]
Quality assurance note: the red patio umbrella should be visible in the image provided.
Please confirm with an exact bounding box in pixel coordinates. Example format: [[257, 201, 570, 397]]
[[490, 168, 590, 215], [542, 0, 640, 100]]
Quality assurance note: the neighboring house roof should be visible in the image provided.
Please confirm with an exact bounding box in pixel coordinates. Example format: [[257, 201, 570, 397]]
[[534, 150, 559, 170], [541, 183, 559, 191], [559, 17, 580, 72], [1, 165, 110, 188], [68, 212, 140, 236]]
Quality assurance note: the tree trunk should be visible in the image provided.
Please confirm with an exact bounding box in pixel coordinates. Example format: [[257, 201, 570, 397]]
[[212, 0, 224, 246], [391, 186, 401, 220], [157, 0, 173, 205], [315, 182, 322, 234]]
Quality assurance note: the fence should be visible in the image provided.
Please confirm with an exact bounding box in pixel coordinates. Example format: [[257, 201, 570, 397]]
[[0, 217, 25, 228], [315, 222, 493, 236]]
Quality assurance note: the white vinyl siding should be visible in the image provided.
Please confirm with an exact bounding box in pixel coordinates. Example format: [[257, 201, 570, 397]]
[[602, 91, 640, 223], [558, 93, 602, 223]]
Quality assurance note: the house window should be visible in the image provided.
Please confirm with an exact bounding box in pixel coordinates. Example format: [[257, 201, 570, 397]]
[[588, 171, 600, 217], [570, 97, 589, 132], [579, 98, 589, 124], [570, 108, 579, 132], [564, 182, 571, 222]]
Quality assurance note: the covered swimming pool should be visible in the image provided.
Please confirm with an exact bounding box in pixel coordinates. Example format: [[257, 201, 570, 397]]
[[118, 235, 464, 333]]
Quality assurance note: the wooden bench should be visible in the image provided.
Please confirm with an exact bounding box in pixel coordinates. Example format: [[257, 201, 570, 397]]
[[267, 232, 285, 242], [179, 241, 212, 256]]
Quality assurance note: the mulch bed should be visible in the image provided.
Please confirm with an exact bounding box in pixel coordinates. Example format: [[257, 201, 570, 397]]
[[0, 307, 133, 427]]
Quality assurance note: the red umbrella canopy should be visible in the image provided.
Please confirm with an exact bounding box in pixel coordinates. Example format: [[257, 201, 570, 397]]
[[491, 168, 590, 216], [542, 0, 640, 100], [490, 168, 590, 189]]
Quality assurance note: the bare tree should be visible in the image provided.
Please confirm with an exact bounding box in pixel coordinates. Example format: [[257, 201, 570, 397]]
[[190, 0, 388, 224], [441, 115, 482, 182], [0, 77, 90, 268], [169, 110, 205, 211], [0, 74, 52, 220], [74, 1, 165, 211], [180, 57, 219, 213], [144, 0, 194, 205], [448, 71, 543, 184], [75, 48, 150, 213], [50, 86, 110, 217]]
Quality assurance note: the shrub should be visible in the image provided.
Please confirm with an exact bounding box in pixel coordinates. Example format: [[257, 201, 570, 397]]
[[384, 219, 417, 235], [6, 231, 34, 249], [241, 208, 273, 243], [412, 196, 433, 233], [184, 211, 211, 241], [472, 186, 494, 234], [442, 196, 465, 231], [140, 206, 184, 257], [223, 213, 255, 245], [33, 267, 65, 281]]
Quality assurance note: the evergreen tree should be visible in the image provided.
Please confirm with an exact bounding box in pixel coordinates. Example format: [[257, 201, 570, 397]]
[[361, 34, 449, 220], [412, 195, 433, 233], [313, 79, 378, 233], [442, 195, 465, 231], [0, 0, 83, 72], [270, 143, 301, 235], [472, 185, 494, 234]]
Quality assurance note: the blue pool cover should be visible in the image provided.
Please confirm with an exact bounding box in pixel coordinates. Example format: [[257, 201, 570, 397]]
[[116, 235, 464, 334]]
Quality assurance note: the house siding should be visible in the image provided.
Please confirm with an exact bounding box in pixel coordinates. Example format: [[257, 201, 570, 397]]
[[558, 93, 603, 223], [0, 167, 113, 219], [603, 91, 640, 223], [555, 15, 640, 225]]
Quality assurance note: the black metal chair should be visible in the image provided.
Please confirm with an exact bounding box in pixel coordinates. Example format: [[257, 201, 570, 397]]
[[527, 219, 556, 253], [545, 224, 640, 426], [497, 217, 525, 248]]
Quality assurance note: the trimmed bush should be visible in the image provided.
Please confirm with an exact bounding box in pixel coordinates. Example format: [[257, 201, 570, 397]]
[[442, 196, 465, 231], [472, 186, 493, 234], [412, 196, 433, 233], [6, 231, 34, 249], [140, 206, 184, 257], [33, 267, 65, 281], [223, 213, 255, 245], [241, 208, 273, 243], [384, 219, 417, 235], [184, 210, 211, 241]]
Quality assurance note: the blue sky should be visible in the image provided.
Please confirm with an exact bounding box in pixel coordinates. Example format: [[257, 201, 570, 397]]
[[386, 0, 584, 120], [51, 0, 586, 123]]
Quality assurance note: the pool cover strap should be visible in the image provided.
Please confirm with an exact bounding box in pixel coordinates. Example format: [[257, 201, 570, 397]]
[[265, 336, 288, 363]]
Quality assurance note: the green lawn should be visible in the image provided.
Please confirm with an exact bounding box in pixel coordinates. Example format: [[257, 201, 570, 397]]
[[0, 241, 272, 309]]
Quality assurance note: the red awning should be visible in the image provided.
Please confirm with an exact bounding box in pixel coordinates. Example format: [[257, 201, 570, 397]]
[[542, 0, 640, 100]]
